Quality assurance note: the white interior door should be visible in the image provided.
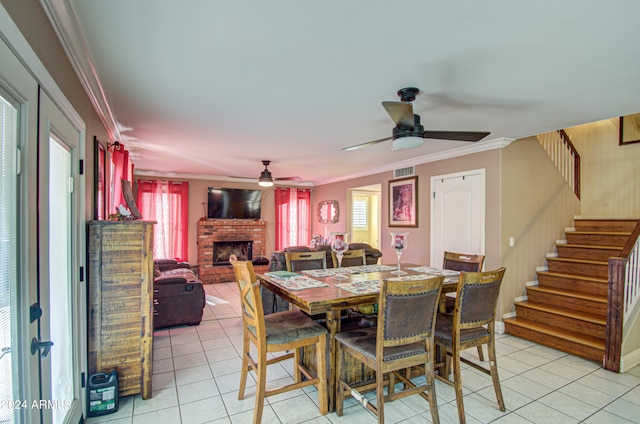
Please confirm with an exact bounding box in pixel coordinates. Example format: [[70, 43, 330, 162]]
[[37, 90, 84, 424], [430, 169, 485, 267]]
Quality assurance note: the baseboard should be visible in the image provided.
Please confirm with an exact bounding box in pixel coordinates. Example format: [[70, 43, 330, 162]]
[[502, 311, 516, 320], [495, 320, 505, 334], [620, 348, 640, 373]]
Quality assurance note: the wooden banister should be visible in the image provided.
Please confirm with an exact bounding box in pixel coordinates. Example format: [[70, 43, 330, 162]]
[[605, 217, 640, 372], [558, 130, 581, 199]]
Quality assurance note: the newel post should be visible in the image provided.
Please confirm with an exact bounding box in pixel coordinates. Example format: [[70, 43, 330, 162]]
[[604, 257, 626, 372]]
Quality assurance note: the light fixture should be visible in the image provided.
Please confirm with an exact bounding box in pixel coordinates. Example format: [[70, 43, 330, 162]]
[[258, 160, 274, 187], [392, 135, 424, 150]]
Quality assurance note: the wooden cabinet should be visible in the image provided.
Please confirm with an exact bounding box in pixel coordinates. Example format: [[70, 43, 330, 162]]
[[88, 221, 155, 399]]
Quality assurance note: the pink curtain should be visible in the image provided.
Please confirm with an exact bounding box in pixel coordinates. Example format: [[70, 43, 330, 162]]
[[136, 179, 189, 261], [274, 187, 311, 250]]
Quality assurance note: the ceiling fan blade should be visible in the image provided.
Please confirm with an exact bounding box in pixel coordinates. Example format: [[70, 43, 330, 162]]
[[382, 101, 414, 128], [274, 176, 302, 181], [342, 136, 393, 151], [422, 130, 490, 142]]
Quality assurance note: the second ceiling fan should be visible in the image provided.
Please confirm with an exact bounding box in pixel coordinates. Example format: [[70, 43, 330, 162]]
[[342, 87, 490, 151]]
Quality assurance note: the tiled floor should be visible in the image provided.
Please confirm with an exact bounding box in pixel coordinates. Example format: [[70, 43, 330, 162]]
[[86, 282, 640, 424]]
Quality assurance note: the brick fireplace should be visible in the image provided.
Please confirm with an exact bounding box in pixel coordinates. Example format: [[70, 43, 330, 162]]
[[197, 219, 269, 283]]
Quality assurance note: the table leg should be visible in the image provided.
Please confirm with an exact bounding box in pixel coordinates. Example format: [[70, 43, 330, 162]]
[[325, 308, 342, 412]]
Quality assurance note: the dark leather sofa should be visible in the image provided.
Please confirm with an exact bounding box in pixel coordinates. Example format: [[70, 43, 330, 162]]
[[153, 259, 206, 329], [263, 243, 383, 314]]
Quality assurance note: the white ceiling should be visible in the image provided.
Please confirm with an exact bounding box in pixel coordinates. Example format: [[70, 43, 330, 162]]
[[43, 1, 640, 186]]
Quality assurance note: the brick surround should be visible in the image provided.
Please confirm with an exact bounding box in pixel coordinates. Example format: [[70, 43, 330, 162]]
[[197, 219, 269, 283]]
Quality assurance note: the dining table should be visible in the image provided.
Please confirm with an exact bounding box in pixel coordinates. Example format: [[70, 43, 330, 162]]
[[256, 262, 460, 412]]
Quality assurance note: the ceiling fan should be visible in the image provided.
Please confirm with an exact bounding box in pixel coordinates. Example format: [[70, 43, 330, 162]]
[[257, 160, 301, 187], [342, 87, 491, 151]]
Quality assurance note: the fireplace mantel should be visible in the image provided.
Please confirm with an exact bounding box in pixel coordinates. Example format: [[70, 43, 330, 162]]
[[197, 219, 268, 283]]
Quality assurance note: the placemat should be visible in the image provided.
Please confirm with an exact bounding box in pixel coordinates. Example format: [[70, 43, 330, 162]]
[[334, 280, 382, 295], [301, 268, 356, 278], [352, 264, 398, 273], [269, 275, 330, 291], [405, 266, 460, 283]]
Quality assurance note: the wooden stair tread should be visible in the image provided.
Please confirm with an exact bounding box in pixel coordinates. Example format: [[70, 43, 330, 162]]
[[526, 285, 607, 303], [568, 230, 631, 236], [515, 300, 606, 325], [559, 244, 622, 251], [546, 257, 607, 266], [504, 317, 605, 350], [536, 271, 607, 283]]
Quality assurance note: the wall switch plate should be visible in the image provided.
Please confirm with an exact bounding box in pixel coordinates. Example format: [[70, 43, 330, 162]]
[[509, 237, 515, 247]]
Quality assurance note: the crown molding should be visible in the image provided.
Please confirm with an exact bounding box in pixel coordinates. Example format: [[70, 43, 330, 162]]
[[40, 0, 119, 142], [317, 137, 515, 185]]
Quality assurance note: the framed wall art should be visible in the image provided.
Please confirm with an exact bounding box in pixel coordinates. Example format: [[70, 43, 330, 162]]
[[619, 113, 640, 145], [389, 176, 418, 227]]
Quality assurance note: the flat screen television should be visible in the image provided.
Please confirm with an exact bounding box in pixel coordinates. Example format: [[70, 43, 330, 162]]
[[207, 187, 262, 219]]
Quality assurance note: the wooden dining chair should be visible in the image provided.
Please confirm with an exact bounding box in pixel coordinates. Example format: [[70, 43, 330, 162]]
[[332, 248, 366, 268], [335, 276, 444, 424], [231, 261, 328, 424], [442, 251, 486, 359], [285, 250, 326, 272], [434, 267, 506, 424]]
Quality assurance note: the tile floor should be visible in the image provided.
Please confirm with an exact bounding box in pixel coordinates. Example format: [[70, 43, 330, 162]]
[[86, 282, 640, 424]]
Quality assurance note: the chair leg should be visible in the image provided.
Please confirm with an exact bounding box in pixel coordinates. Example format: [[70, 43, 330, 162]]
[[452, 346, 466, 424], [316, 335, 328, 415], [294, 346, 302, 383], [253, 350, 268, 424], [335, 343, 344, 417], [425, 345, 440, 424], [477, 345, 485, 361], [376, 367, 385, 424], [238, 336, 250, 399], [488, 340, 505, 412]]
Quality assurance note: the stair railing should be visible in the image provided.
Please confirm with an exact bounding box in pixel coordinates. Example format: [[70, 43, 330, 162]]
[[605, 218, 640, 372], [537, 130, 581, 199]]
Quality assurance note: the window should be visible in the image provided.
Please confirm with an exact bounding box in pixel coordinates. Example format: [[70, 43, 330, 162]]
[[353, 198, 368, 229], [274, 188, 311, 250], [136, 180, 189, 261]]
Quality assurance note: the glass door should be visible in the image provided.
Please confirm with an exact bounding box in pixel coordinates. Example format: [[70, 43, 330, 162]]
[[38, 90, 84, 424]]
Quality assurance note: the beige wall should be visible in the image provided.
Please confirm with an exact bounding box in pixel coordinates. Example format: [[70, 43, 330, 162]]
[[566, 118, 640, 217], [500, 137, 581, 316]]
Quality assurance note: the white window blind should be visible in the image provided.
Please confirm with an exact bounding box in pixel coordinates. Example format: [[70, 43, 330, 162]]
[[353, 199, 368, 229], [0, 92, 18, 424]]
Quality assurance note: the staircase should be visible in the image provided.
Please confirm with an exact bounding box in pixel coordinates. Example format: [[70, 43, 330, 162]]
[[504, 218, 637, 363]]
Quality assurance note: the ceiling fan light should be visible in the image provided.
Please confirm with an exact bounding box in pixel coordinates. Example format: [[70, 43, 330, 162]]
[[392, 136, 424, 150], [258, 170, 274, 187]]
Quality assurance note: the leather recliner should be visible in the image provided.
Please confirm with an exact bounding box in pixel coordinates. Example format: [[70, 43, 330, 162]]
[[153, 259, 206, 329]]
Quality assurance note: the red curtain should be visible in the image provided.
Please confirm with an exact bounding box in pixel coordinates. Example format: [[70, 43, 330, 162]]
[[136, 179, 189, 261], [274, 187, 311, 250]]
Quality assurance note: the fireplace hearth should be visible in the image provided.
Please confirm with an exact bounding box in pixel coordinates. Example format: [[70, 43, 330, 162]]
[[213, 240, 253, 266]]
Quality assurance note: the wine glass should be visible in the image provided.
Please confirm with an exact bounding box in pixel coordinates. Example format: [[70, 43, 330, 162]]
[[390, 232, 409, 275], [331, 232, 349, 280]]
